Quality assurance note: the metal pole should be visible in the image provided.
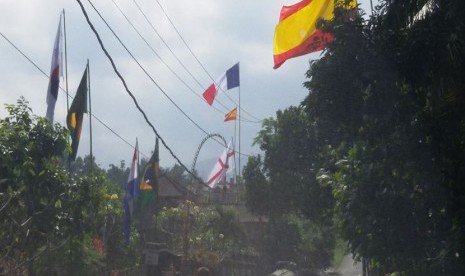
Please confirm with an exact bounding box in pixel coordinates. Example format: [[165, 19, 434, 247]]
[[87, 60, 93, 173], [238, 83, 241, 183], [63, 9, 72, 171], [233, 114, 237, 185], [63, 9, 69, 112]]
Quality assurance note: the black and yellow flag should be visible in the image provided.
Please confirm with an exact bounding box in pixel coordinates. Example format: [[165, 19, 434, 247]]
[[66, 67, 88, 161], [136, 138, 159, 210]]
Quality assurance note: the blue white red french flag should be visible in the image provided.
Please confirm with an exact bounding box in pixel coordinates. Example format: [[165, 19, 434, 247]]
[[123, 140, 139, 243], [203, 63, 240, 105], [46, 15, 63, 122]]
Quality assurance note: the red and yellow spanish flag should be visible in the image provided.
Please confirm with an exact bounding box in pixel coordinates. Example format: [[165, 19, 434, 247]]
[[224, 107, 237, 122], [273, 0, 334, 69]]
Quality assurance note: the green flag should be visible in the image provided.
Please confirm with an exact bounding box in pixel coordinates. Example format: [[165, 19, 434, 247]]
[[137, 138, 159, 210], [66, 67, 88, 161]]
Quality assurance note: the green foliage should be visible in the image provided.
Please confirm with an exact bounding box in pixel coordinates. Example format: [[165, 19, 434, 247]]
[[263, 215, 334, 270], [244, 107, 336, 270], [157, 201, 253, 272], [1, 97, 70, 273], [249, 107, 334, 221], [242, 155, 269, 216], [305, 1, 465, 274], [106, 160, 129, 188], [245, 1, 465, 274], [0, 98, 137, 274], [165, 164, 189, 185]]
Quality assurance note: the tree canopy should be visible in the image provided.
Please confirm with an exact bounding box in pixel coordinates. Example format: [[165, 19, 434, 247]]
[[0, 98, 137, 275], [244, 0, 465, 274]]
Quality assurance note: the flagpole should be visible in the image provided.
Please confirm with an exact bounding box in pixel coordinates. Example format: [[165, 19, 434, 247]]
[[87, 59, 93, 173], [62, 9, 72, 172], [233, 119, 237, 185], [63, 9, 69, 112], [238, 85, 241, 183]]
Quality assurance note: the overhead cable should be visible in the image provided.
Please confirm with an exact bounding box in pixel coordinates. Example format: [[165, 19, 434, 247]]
[[0, 30, 149, 159], [76, 0, 209, 187], [151, 0, 263, 123]]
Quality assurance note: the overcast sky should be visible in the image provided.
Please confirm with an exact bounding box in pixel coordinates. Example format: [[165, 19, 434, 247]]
[[0, 0, 377, 179]]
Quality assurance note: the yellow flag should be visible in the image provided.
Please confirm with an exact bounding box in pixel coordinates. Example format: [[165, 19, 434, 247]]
[[273, 0, 357, 69]]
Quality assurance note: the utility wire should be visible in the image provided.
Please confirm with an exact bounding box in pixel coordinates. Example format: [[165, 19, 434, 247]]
[[89, 0, 255, 158], [86, 0, 258, 156], [75, 0, 209, 187], [132, 0, 261, 124], [2, 13, 253, 164], [1, 32, 49, 78], [129, 0, 254, 123], [87, 0, 253, 159], [109, 0, 229, 118], [111, 0, 259, 124], [1, 24, 251, 174], [131, 0, 204, 92], [152, 0, 263, 123], [87, 0, 213, 138], [0, 30, 149, 160]]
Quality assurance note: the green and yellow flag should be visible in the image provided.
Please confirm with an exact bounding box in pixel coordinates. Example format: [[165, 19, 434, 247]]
[[66, 67, 88, 161], [137, 138, 159, 209]]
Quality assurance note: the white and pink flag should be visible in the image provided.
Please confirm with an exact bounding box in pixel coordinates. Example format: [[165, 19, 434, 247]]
[[206, 139, 234, 188], [46, 15, 63, 122]]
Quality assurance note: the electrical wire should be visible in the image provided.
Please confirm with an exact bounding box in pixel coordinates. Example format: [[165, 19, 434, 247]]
[[86, 0, 213, 138], [151, 0, 263, 123], [75, 0, 209, 187], [0, 30, 149, 160], [131, 0, 262, 124], [86, 0, 254, 159], [86, 0, 259, 157], [109, 0, 232, 118]]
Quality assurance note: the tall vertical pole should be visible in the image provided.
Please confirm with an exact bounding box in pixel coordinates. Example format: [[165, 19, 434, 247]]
[[63, 9, 69, 112], [233, 113, 237, 185], [238, 84, 241, 183], [87, 60, 93, 173], [63, 9, 72, 172]]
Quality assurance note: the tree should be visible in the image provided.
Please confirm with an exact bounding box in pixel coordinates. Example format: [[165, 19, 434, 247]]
[[245, 1, 465, 274], [165, 163, 189, 186], [242, 155, 269, 216], [156, 201, 252, 274], [0, 98, 136, 274], [106, 160, 129, 189], [244, 107, 336, 271], [304, 0, 465, 273], [0, 97, 69, 274]]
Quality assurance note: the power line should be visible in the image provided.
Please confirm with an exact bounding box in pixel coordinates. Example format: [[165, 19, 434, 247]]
[[0, 32, 49, 79], [86, 0, 254, 159], [109, 0, 235, 119], [0, 30, 149, 160], [86, 0, 260, 157], [1, 20, 253, 176], [87, 0, 213, 138], [151, 0, 263, 123], [131, 0, 204, 92], [75, 0, 210, 187], [131, 0, 261, 124], [127, 0, 256, 122]]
